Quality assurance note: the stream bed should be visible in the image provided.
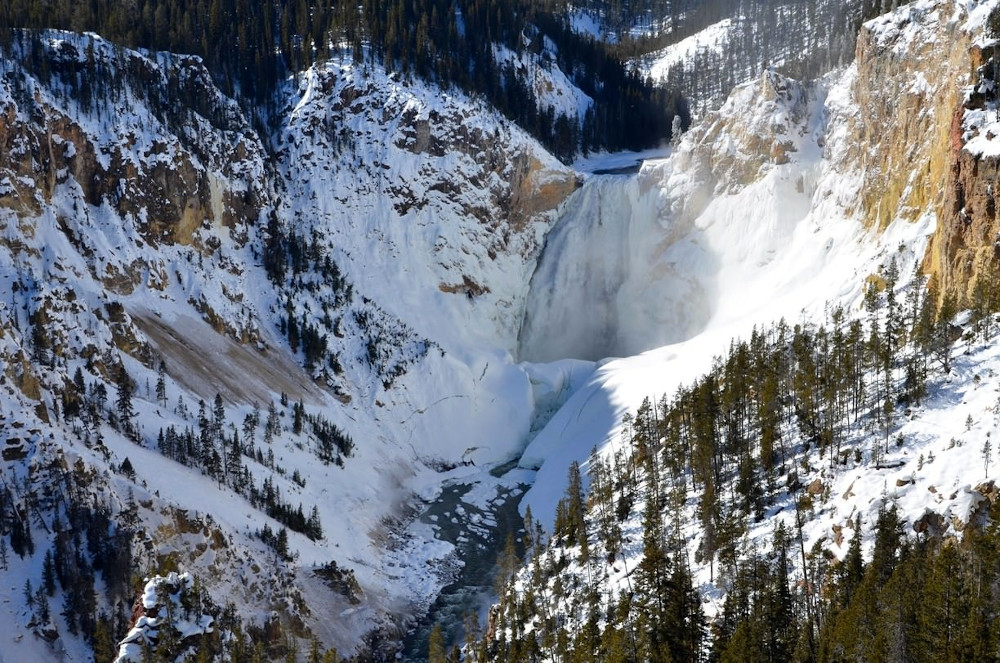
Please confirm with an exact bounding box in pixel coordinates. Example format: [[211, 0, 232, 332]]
[[400, 474, 527, 661]]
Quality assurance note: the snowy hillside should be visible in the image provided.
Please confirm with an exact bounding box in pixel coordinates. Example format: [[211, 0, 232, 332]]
[[1, 0, 999, 660], [481, 0, 1000, 660], [0, 28, 588, 660], [635, 0, 866, 117], [518, 58, 927, 532]]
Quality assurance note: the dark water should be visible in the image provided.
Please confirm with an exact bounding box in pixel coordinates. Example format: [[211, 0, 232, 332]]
[[592, 162, 641, 175], [400, 480, 526, 661]]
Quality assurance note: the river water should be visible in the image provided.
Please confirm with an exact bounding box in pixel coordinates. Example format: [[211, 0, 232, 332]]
[[400, 468, 527, 661]]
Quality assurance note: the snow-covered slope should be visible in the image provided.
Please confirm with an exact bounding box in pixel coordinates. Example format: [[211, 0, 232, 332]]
[[638, 0, 864, 117], [276, 60, 577, 356], [519, 0, 1000, 530], [518, 62, 919, 528], [0, 30, 586, 659], [645, 17, 734, 81], [2, 0, 998, 659], [476, 1, 1000, 658], [520, 69, 839, 365]]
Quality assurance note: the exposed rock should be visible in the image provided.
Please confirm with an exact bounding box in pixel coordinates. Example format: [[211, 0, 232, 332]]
[[2, 437, 28, 461], [928, 123, 1000, 304], [680, 69, 815, 197], [105, 302, 156, 366], [439, 275, 491, 298], [852, 0, 1000, 305], [976, 479, 999, 504], [8, 351, 42, 401], [850, 2, 971, 234], [508, 154, 580, 231], [832, 522, 844, 547], [913, 510, 944, 536]]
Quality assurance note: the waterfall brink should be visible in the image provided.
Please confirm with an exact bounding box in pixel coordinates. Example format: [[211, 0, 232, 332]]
[[517, 172, 712, 363]]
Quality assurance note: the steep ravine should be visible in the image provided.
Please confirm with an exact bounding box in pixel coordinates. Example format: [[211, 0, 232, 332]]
[[2, 1, 998, 659], [400, 480, 526, 661], [405, 160, 710, 659]]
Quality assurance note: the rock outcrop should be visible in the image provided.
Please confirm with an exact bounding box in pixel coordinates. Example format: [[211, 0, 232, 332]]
[[851, 0, 1000, 304]]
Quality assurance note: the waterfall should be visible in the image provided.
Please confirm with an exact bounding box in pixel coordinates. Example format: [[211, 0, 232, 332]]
[[517, 172, 713, 363]]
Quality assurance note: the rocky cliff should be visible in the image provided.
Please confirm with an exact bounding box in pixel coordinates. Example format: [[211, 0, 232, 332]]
[[850, 0, 1000, 305]]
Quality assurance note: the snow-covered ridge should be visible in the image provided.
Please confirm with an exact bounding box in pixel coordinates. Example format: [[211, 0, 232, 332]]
[[518, 60, 885, 526], [518, 67, 829, 366], [1, 0, 997, 657], [491, 1, 1000, 657], [493, 43, 594, 123], [115, 572, 213, 663], [277, 57, 578, 355], [646, 17, 734, 82]]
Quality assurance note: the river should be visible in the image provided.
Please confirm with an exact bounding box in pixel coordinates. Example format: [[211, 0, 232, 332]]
[[400, 467, 527, 661]]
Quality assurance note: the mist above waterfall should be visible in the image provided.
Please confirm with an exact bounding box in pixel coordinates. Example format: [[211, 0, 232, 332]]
[[517, 173, 714, 363]]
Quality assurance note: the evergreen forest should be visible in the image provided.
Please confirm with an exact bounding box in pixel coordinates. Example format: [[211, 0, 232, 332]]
[[473, 264, 1000, 662], [0, 0, 688, 159]]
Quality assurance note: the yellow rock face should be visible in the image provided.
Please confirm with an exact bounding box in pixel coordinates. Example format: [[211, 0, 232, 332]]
[[849, 0, 999, 307], [508, 154, 581, 232]]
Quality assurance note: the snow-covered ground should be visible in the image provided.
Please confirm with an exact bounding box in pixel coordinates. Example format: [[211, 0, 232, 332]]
[[518, 60, 928, 529], [571, 147, 672, 173], [0, 0, 997, 659], [493, 44, 594, 123], [0, 24, 618, 658], [503, 2, 1000, 646], [646, 18, 734, 82]]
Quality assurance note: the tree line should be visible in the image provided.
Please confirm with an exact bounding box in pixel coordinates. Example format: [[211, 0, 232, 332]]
[[0, 0, 688, 159]]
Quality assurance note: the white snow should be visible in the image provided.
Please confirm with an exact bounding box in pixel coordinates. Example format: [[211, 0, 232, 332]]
[[646, 18, 733, 82], [572, 147, 672, 173], [116, 573, 213, 663], [568, 9, 604, 40], [2, 0, 1000, 658], [493, 45, 594, 122]]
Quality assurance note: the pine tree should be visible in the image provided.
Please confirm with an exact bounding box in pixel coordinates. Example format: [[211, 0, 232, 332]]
[[276, 527, 290, 560], [213, 393, 226, 440], [564, 461, 587, 559], [115, 363, 135, 427], [293, 399, 305, 435], [156, 360, 167, 406], [983, 436, 992, 478], [93, 613, 117, 662], [428, 623, 447, 663], [42, 549, 56, 595], [917, 542, 964, 662], [840, 515, 864, 608], [120, 456, 136, 480]]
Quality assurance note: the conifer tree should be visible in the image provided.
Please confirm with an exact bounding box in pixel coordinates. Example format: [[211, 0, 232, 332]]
[[213, 393, 226, 440], [428, 623, 447, 663], [155, 360, 167, 407], [115, 363, 135, 427]]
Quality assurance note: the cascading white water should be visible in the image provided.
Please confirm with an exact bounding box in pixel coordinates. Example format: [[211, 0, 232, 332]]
[[517, 172, 714, 363]]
